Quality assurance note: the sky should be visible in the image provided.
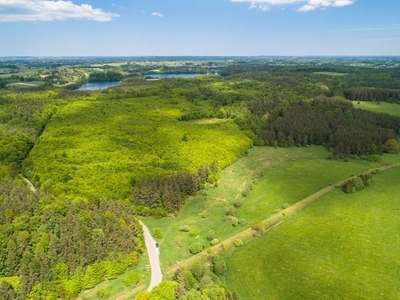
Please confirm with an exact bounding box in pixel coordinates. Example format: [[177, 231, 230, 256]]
[[0, 0, 399, 56]]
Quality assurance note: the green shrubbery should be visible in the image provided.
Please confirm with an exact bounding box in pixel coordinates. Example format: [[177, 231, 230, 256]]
[[342, 172, 373, 193], [123, 271, 140, 286], [189, 242, 204, 254], [153, 228, 163, 239]]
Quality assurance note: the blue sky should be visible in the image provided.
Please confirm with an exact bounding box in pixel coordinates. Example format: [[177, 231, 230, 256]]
[[0, 0, 399, 56]]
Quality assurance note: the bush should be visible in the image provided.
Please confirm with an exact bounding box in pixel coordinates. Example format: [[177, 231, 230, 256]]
[[212, 255, 227, 276], [123, 271, 140, 286], [233, 200, 243, 208], [252, 220, 264, 232], [210, 238, 220, 246], [367, 154, 381, 162], [179, 225, 190, 232], [153, 228, 163, 239], [238, 219, 247, 226], [206, 230, 216, 241], [97, 288, 110, 298], [189, 229, 198, 237], [384, 138, 399, 154], [189, 242, 203, 254], [234, 239, 243, 247], [231, 217, 238, 227], [281, 203, 290, 209], [226, 207, 235, 216], [352, 177, 365, 191]]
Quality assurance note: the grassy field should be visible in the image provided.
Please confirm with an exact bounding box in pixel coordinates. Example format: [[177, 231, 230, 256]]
[[142, 146, 398, 271], [352, 100, 400, 117], [224, 166, 400, 299]]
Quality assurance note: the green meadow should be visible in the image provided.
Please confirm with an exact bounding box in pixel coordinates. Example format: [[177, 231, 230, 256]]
[[142, 146, 398, 271], [224, 166, 400, 299], [352, 100, 400, 117]]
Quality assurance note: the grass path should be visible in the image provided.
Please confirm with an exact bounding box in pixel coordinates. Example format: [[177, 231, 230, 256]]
[[164, 163, 400, 276]]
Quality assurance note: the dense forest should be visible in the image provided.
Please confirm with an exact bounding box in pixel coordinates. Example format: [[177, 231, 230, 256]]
[[0, 177, 144, 299], [1, 57, 400, 299]]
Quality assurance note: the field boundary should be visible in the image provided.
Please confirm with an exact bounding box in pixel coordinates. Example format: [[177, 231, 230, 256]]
[[164, 163, 400, 276]]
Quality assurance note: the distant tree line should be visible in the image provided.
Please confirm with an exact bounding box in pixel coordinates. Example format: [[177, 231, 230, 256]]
[[257, 96, 400, 157], [88, 70, 124, 82], [344, 87, 400, 103]]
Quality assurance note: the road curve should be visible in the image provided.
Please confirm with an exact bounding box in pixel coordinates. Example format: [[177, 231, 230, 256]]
[[139, 221, 162, 291]]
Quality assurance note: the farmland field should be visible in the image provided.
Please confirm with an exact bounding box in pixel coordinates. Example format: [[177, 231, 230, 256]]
[[224, 166, 400, 299]]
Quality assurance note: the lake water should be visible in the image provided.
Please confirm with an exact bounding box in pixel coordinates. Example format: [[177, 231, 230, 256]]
[[143, 73, 202, 79], [78, 81, 119, 90]]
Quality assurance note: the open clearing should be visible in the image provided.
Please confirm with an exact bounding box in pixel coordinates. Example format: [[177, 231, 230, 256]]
[[224, 166, 400, 299], [142, 146, 398, 270], [352, 100, 400, 117]]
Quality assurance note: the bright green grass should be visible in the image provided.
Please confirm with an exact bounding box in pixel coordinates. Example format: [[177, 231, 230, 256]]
[[224, 167, 400, 300], [142, 146, 398, 271], [352, 100, 400, 117], [25, 96, 251, 199]]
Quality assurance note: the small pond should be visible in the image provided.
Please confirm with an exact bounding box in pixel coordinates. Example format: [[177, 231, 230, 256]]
[[77, 81, 119, 90]]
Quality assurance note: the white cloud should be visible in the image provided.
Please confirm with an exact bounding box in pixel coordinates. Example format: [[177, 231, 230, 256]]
[[0, 0, 119, 22], [298, 4, 316, 11], [231, 0, 355, 12], [151, 12, 164, 18]]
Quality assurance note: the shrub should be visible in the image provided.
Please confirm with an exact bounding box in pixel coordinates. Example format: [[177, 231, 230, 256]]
[[97, 288, 110, 298], [231, 217, 238, 227], [233, 200, 243, 208], [179, 225, 190, 232], [238, 219, 247, 226], [352, 177, 365, 191], [189, 242, 203, 254], [210, 238, 220, 246], [212, 255, 227, 276], [190, 262, 206, 281], [252, 220, 263, 232], [189, 229, 198, 237], [226, 207, 235, 216], [206, 230, 216, 241], [123, 271, 140, 286], [282, 203, 290, 209], [384, 138, 399, 154], [153, 228, 163, 239], [234, 239, 243, 247], [367, 154, 381, 162]]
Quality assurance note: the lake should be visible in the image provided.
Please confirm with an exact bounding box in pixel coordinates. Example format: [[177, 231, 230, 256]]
[[143, 73, 202, 79], [78, 81, 119, 90]]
